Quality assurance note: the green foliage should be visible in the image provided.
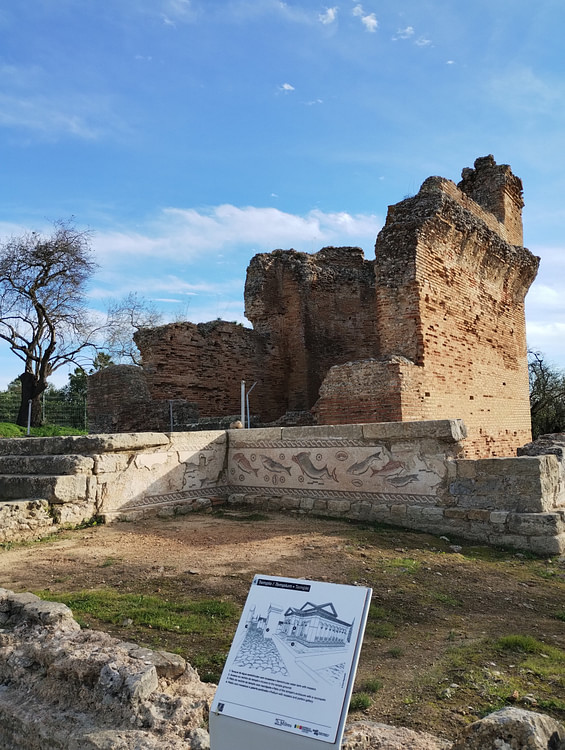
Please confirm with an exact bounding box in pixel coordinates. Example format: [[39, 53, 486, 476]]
[[348, 692, 372, 712], [0, 422, 26, 437], [494, 635, 555, 655], [386, 557, 421, 574], [36, 589, 238, 635], [359, 677, 383, 693]]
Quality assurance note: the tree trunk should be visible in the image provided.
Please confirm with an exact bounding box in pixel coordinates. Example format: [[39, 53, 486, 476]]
[[17, 373, 45, 428]]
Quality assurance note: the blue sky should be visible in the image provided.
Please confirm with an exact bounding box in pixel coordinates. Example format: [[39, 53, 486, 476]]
[[0, 0, 564, 389]]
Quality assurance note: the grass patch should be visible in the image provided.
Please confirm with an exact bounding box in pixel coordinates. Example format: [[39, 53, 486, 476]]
[[365, 603, 396, 639], [555, 610, 565, 622], [433, 592, 462, 607], [0, 422, 87, 438], [386, 557, 421, 574], [359, 677, 383, 693], [36, 589, 239, 635], [349, 692, 372, 712], [494, 635, 559, 656]]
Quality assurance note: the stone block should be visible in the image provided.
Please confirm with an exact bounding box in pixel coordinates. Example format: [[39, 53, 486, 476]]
[[327, 499, 351, 514], [455, 460, 477, 479], [506, 512, 563, 537], [466, 509, 491, 522], [420, 507, 445, 521], [489, 511, 509, 524], [229, 428, 282, 446], [361, 419, 466, 443], [528, 534, 565, 556], [444, 508, 469, 520], [134, 453, 170, 469], [169, 431, 226, 447], [94, 454, 132, 474], [299, 498, 315, 511], [449, 479, 475, 495], [282, 424, 364, 440]]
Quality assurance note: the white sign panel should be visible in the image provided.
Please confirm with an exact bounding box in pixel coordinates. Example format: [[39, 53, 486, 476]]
[[210, 575, 372, 746]]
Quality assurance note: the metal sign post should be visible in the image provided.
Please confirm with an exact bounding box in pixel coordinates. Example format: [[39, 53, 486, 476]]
[[210, 575, 372, 750]]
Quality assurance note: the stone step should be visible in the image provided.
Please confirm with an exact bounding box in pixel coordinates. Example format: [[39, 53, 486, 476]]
[[0, 475, 88, 504], [0, 433, 170, 457], [0, 455, 94, 476]]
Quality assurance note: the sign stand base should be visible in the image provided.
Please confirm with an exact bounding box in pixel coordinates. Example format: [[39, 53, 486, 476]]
[[210, 712, 344, 750]]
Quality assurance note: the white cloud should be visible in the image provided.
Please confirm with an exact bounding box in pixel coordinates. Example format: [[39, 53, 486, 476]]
[[0, 65, 127, 141], [319, 7, 338, 25], [161, 0, 195, 25], [361, 13, 377, 32], [393, 26, 414, 40], [280, 82, 295, 92], [415, 36, 431, 47], [352, 4, 377, 32], [92, 205, 383, 264]]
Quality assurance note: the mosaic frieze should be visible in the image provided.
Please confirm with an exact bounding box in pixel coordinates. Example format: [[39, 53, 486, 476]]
[[228, 442, 445, 498]]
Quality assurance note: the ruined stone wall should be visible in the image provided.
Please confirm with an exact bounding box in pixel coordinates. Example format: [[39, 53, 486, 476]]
[[315, 158, 539, 458], [87, 157, 537, 456], [0, 424, 563, 553], [0, 588, 214, 750], [2, 588, 560, 749], [245, 246, 378, 414], [133, 319, 281, 421]]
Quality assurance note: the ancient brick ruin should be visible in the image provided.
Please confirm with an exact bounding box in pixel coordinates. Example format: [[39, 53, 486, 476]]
[[88, 156, 539, 458]]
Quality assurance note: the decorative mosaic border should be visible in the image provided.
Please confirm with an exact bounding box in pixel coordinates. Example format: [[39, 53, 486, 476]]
[[226, 485, 438, 505], [119, 486, 228, 510]]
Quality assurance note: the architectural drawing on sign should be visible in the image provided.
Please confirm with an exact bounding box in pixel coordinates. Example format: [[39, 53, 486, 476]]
[[277, 602, 353, 648], [233, 599, 354, 685]]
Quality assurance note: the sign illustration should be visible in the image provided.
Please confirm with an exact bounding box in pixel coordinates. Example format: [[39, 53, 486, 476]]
[[210, 575, 372, 746]]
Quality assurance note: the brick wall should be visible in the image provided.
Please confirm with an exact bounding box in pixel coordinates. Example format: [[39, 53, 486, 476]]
[[245, 246, 378, 412], [314, 158, 539, 458], [133, 320, 279, 420], [88, 157, 538, 458]]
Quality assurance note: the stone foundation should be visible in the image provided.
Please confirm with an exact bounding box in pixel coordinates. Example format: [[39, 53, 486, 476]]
[[0, 422, 563, 555]]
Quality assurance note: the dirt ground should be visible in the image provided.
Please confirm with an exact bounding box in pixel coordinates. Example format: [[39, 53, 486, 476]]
[[0, 509, 564, 741]]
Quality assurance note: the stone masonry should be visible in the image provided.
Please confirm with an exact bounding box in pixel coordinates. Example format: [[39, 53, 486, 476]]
[[314, 157, 539, 457], [0, 423, 563, 555], [88, 156, 538, 458]]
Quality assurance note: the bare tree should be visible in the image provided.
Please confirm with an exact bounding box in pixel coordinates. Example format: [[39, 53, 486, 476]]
[[528, 349, 565, 439], [104, 292, 162, 365], [0, 219, 98, 426]]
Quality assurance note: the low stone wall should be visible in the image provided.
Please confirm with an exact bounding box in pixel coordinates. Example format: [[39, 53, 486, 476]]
[[225, 423, 565, 555], [0, 422, 563, 554], [0, 588, 214, 749]]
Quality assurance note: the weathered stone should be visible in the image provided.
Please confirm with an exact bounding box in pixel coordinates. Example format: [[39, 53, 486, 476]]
[[450, 707, 565, 750], [0, 589, 215, 750], [342, 721, 450, 749]]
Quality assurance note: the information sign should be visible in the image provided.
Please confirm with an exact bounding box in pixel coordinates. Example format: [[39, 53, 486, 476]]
[[209, 575, 372, 749]]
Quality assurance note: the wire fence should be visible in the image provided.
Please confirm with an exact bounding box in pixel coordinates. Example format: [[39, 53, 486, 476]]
[[0, 393, 87, 430]]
